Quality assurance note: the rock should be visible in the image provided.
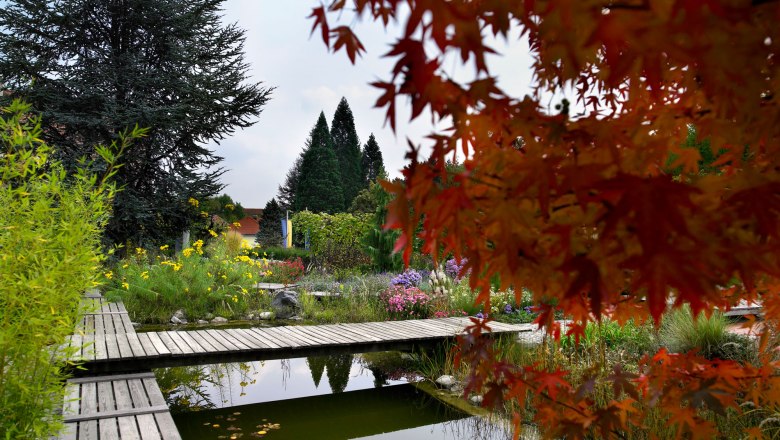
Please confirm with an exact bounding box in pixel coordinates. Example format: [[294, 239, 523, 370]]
[[246, 313, 256, 321], [211, 316, 228, 324], [258, 312, 274, 320], [196, 320, 209, 325], [271, 290, 300, 319], [204, 313, 214, 320], [469, 395, 484, 406], [170, 309, 186, 324], [435, 375, 457, 389]]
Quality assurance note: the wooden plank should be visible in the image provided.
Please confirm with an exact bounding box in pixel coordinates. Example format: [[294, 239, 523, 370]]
[[79, 382, 98, 440], [97, 381, 119, 439], [63, 406, 169, 423], [136, 333, 159, 357], [304, 324, 358, 344], [116, 302, 128, 313], [127, 332, 149, 358], [60, 382, 80, 439], [349, 322, 401, 341], [262, 326, 309, 347], [82, 333, 96, 361], [156, 332, 183, 356], [127, 378, 152, 408], [94, 312, 105, 335], [115, 332, 135, 358], [186, 330, 218, 352], [117, 416, 142, 440], [94, 334, 108, 360], [68, 372, 156, 384], [110, 313, 128, 333], [292, 325, 350, 345], [98, 417, 120, 439], [357, 322, 411, 340], [333, 323, 382, 343], [232, 328, 273, 349], [104, 332, 122, 359], [154, 412, 183, 440], [223, 328, 263, 350], [176, 331, 207, 353], [192, 330, 229, 352], [146, 332, 172, 356], [121, 313, 136, 332], [280, 325, 330, 345], [136, 413, 162, 440], [245, 328, 284, 349], [142, 378, 167, 407], [165, 331, 196, 354], [205, 329, 247, 351]]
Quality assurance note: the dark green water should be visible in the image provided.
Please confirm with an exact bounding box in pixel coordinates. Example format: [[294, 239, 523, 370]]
[[157, 355, 511, 440]]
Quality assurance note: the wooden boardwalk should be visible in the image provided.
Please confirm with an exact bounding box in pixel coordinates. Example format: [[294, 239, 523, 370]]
[[58, 295, 181, 440], [68, 315, 534, 374]]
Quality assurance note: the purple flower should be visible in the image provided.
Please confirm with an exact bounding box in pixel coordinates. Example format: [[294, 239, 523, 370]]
[[445, 257, 470, 281], [390, 269, 422, 288], [475, 312, 484, 319], [504, 304, 513, 313], [524, 306, 534, 314]]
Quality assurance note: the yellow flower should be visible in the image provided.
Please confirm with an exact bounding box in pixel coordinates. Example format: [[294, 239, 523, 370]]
[[225, 203, 235, 210], [209, 229, 218, 237], [188, 197, 199, 207], [182, 248, 194, 257], [122, 282, 129, 290], [159, 244, 169, 251], [207, 272, 213, 277], [245, 272, 253, 279], [184, 288, 189, 293], [232, 295, 238, 303], [173, 263, 182, 271], [104, 271, 113, 279], [207, 287, 212, 292], [200, 211, 209, 218], [241, 288, 248, 294], [140, 271, 149, 280], [122, 263, 129, 269], [233, 222, 241, 228]]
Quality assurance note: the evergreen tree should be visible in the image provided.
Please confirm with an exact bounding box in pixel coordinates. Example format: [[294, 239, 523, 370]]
[[202, 194, 245, 224], [277, 155, 302, 211], [294, 112, 344, 213], [330, 97, 363, 208], [256, 198, 284, 247], [0, 0, 273, 247], [362, 169, 402, 272], [361, 133, 385, 186]]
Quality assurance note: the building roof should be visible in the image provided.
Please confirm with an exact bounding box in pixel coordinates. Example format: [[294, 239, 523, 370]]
[[230, 216, 259, 236], [244, 208, 263, 218]]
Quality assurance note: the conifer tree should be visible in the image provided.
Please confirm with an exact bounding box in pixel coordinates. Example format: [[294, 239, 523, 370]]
[[361, 133, 385, 186], [294, 112, 344, 213], [277, 155, 302, 211], [0, 0, 273, 247], [256, 198, 284, 247], [330, 97, 363, 208]]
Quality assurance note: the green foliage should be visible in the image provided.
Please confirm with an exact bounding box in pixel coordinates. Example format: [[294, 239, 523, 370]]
[[0, 0, 273, 248], [331, 97, 364, 208], [297, 272, 390, 323], [0, 100, 125, 438], [256, 198, 284, 247], [292, 210, 372, 270], [203, 194, 246, 224], [294, 112, 345, 213], [259, 246, 312, 266], [349, 185, 378, 214], [361, 133, 385, 186], [277, 155, 302, 211], [104, 237, 268, 323], [362, 174, 403, 272], [659, 306, 756, 363], [561, 320, 655, 354]]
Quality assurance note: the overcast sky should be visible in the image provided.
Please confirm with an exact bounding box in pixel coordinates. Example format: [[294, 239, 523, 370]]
[[215, 1, 535, 209]]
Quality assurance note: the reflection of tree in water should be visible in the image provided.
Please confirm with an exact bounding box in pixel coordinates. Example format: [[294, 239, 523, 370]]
[[325, 354, 353, 393], [155, 362, 260, 411], [306, 356, 326, 388], [155, 366, 217, 413]]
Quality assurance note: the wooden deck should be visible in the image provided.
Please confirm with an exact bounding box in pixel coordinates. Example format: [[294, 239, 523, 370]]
[[69, 315, 534, 374], [57, 295, 182, 440], [59, 372, 180, 440]]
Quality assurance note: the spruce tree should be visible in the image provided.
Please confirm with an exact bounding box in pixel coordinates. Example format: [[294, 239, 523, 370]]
[[256, 198, 284, 247], [361, 133, 385, 186], [330, 97, 363, 208], [294, 112, 344, 213], [277, 155, 302, 211], [0, 0, 273, 247]]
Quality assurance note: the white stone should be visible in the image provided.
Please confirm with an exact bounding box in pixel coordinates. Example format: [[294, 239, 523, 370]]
[[258, 312, 274, 320], [435, 375, 457, 388], [211, 316, 228, 324]]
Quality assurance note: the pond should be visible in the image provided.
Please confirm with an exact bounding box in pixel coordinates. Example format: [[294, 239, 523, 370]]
[[155, 353, 513, 440]]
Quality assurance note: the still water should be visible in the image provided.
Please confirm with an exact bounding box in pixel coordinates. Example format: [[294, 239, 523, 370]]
[[156, 354, 511, 440]]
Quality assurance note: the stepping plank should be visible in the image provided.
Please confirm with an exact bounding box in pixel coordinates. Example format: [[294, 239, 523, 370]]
[[146, 332, 171, 356], [78, 382, 98, 440], [155, 332, 182, 355], [245, 328, 284, 349], [154, 412, 183, 440], [206, 329, 250, 351], [284, 326, 336, 345], [220, 329, 257, 351], [165, 332, 195, 354], [115, 333, 135, 358], [264, 327, 312, 347], [192, 330, 230, 352], [233, 328, 274, 349], [68, 372, 156, 384], [176, 331, 207, 353], [334, 323, 383, 343], [294, 325, 351, 345], [127, 332, 149, 358], [186, 330, 218, 352]]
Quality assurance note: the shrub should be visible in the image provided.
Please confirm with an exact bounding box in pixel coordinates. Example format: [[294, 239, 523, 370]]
[[104, 236, 267, 323], [380, 285, 433, 320], [390, 269, 423, 288], [659, 305, 756, 362], [262, 258, 304, 285], [259, 246, 312, 266], [291, 210, 372, 270], [0, 101, 130, 438]]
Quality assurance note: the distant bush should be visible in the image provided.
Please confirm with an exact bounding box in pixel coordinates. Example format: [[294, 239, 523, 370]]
[[259, 246, 312, 266], [291, 211, 372, 271], [263, 258, 305, 285]]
